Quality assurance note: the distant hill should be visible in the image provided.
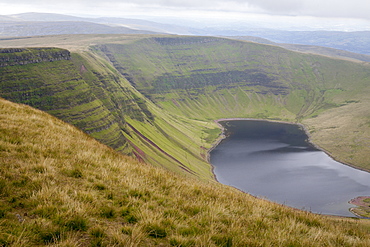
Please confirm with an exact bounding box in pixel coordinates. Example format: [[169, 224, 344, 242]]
[[245, 30, 370, 56], [0, 15, 19, 22], [230, 36, 370, 62], [12, 12, 198, 34], [10, 12, 87, 22], [0, 21, 157, 37], [0, 12, 196, 36], [1, 12, 370, 57], [220, 30, 370, 55]]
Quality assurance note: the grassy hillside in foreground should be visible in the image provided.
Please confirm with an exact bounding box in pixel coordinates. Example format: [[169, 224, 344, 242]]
[[98, 36, 370, 171], [1, 98, 370, 246]]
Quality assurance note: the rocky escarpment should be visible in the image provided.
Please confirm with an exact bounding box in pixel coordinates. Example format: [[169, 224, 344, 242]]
[[0, 47, 212, 178], [0, 49, 131, 154], [0, 48, 70, 67]]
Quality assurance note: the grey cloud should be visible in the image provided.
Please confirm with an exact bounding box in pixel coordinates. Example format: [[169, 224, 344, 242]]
[[3, 0, 370, 20], [303, 0, 370, 19], [245, 0, 370, 19], [234, 0, 304, 13]]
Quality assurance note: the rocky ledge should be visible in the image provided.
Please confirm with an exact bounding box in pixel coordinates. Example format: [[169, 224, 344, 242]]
[[0, 48, 71, 67]]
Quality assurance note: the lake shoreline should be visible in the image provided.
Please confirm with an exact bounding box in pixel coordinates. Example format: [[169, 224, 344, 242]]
[[208, 117, 370, 175], [349, 196, 370, 218], [207, 117, 323, 183], [207, 118, 370, 218]]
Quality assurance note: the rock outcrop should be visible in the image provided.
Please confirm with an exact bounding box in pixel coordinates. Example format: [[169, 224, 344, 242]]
[[0, 48, 70, 67]]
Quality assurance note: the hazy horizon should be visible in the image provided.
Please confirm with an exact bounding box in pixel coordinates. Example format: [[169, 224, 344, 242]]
[[1, 0, 370, 31]]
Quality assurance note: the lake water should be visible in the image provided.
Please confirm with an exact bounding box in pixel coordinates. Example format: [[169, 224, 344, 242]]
[[210, 120, 370, 217]]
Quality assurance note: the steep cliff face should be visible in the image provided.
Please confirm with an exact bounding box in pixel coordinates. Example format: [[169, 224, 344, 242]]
[[0, 48, 130, 153], [0, 48, 70, 67], [0, 47, 215, 179]]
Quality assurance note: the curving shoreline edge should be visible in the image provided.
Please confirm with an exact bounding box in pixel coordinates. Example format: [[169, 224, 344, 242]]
[[206, 118, 370, 218]]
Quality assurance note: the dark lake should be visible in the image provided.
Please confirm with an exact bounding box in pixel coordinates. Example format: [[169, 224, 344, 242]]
[[210, 120, 370, 217]]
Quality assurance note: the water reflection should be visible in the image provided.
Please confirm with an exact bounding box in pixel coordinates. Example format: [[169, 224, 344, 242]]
[[210, 120, 370, 217]]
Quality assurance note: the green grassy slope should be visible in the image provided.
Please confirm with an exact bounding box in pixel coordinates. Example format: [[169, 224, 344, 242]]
[[0, 48, 130, 152], [2, 97, 370, 246], [0, 47, 217, 179], [1, 35, 370, 174], [100, 37, 369, 119], [98, 36, 370, 171]]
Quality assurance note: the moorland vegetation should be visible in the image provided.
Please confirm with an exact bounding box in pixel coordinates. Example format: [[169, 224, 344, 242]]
[[1, 34, 370, 245]]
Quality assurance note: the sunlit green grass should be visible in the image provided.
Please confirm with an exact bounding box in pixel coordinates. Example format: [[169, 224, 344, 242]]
[[101, 36, 370, 172]]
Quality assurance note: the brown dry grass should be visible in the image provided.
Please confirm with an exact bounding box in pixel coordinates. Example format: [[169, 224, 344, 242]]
[[1, 98, 370, 246]]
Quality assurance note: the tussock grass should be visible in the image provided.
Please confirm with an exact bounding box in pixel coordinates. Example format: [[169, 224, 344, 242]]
[[1, 98, 370, 246]]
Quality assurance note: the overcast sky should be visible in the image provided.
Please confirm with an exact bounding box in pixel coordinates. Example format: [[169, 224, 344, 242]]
[[1, 0, 370, 30]]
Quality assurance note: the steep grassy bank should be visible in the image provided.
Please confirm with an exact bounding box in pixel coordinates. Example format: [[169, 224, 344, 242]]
[[2, 98, 370, 246], [100, 36, 369, 120], [1, 35, 370, 174], [0, 47, 217, 179], [0, 48, 129, 152], [98, 36, 370, 171], [2, 35, 370, 174]]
